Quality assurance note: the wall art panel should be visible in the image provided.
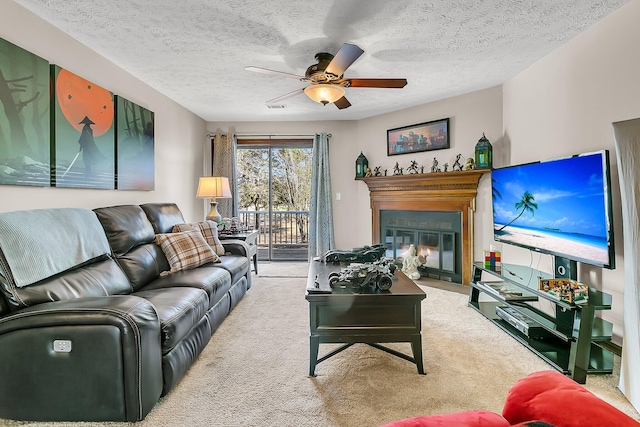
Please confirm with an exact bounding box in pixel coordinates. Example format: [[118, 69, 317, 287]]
[[115, 95, 154, 190], [51, 65, 115, 189], [0, 37, 50, 186]]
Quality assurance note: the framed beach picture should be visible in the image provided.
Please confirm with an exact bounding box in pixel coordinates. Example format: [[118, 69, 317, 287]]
[[387, 118, 449, 156]]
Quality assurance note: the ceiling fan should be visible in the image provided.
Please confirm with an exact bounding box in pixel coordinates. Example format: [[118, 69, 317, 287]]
[[245, 43, 407, 109]]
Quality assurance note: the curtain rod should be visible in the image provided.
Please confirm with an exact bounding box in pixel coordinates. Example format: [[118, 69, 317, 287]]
[[207, 133, 332, 138]]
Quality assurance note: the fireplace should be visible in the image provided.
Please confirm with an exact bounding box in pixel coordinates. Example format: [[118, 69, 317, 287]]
[[381, 210, 462, 282], [360, 170, 489, 285]]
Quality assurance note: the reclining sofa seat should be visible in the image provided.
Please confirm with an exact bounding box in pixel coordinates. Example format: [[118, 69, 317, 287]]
[[0, 207, 163, 422], [93, 203, 251, 394], [0, 203, 251, 422]]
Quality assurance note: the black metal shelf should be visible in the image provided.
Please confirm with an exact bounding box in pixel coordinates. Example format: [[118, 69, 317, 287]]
[[469, 263, 615, 384]]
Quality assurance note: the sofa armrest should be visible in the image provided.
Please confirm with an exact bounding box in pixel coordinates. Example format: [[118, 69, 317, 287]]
[[0, 295, 163, 422], [502, 370, 640, 427], [222, 239, 251, 258]]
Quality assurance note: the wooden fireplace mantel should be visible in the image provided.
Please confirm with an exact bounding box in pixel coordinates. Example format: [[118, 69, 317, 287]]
[[359, 170, 489, 285]]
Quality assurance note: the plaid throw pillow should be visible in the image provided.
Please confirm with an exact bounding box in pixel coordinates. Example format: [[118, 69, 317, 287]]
[[173, 221, 225, 255], [155, 230, 219, 275]]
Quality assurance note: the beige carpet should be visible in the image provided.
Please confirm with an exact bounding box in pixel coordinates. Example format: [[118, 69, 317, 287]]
[[2, 262, 638, 426]]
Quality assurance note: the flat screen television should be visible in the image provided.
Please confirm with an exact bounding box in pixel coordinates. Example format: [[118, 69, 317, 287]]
[[491, 150, 615, 270]]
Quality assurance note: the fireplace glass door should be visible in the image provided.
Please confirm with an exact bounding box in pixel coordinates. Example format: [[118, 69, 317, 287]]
[[381, 210, 461, 283]]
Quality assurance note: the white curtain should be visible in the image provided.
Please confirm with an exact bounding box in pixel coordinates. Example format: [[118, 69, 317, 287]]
[[308, 132, 335, 259], [212, 132, 237, 219], [612, 118, 640, 413]]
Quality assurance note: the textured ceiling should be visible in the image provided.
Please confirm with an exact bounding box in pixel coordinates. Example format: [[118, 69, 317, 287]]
[[13, 0, 628, 122]]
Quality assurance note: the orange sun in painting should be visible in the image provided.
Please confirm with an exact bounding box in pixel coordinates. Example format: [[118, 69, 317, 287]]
[[56, 68, 114, 137]]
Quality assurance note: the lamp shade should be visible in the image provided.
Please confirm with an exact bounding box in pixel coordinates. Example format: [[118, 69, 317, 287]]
[[196, 176, 232, 199], [304, 84, 345, 105]]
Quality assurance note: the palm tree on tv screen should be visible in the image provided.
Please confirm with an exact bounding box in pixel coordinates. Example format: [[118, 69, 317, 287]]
[[492, 178, 502, 218], [498, 191, 538, 231]]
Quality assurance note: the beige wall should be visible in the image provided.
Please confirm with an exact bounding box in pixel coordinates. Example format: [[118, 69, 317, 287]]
[[213, 0, 640, 347], [210, 85, 502, 251], [0, 2, 207, 222], [208, 120, 357, 249], [353, 86, 503, 258], [3, 0, 636, 345], [502, 0, 640, 344]]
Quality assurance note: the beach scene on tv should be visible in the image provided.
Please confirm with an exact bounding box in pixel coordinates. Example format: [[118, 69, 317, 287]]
[[492, 153, 611, 266]]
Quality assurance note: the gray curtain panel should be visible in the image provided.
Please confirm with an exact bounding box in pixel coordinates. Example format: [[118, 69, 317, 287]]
[[612, 118, 640, 413], [308, 132, 335, 259], [212, 133, 237, 219]]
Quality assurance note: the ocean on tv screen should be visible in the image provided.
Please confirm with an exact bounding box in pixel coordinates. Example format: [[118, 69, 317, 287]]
[[493, 223, 609, 265]]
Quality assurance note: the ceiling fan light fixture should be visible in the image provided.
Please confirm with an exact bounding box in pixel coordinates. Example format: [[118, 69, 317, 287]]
[[304, 84, 345, 105]]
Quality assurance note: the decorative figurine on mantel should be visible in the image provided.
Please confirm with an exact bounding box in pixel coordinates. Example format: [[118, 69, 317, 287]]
[[407, 160, 420, 174], [393, 162, 403, 175], [443, 163, 449, 172], [401, 244, 422, 280], [465, 157, 475, 170], [373, 166, 382, 176], [452, 153, 463, 171], [431, 157, 441, 173], [364, 167, 372, 177]]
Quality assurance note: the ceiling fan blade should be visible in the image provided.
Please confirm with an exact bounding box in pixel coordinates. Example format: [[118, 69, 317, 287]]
[[266, 88, 305, 104], [334, 96, 351, 110], [325, 43, 364, 77], [245, 66, 305, 81], [345, 78, 408, 88]]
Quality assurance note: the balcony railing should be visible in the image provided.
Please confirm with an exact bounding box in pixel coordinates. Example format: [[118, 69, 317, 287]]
[[238, 210, 309, 260]]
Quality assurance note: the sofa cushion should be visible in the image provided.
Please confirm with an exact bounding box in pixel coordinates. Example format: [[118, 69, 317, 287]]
[[2, 256, 132, 310], [155, 230, 219, 275], [502, 370, 640, 427], [140, 265, 232, 308], [114, 243, 170, 291], [173, 221, 225, 255], [94, 205, 156, 256], [140, 203, 185, 234], [216, 255, 250, 285], [133, 287, 209, 353], [378, 410, 510, 427]]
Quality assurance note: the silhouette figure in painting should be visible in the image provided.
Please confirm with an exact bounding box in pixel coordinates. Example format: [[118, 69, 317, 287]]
[[77, 116, 106, 176]]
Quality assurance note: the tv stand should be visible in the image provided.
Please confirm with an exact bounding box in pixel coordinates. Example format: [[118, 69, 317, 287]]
[[553, 255, 577, 280], [469, 262, 614, 384]]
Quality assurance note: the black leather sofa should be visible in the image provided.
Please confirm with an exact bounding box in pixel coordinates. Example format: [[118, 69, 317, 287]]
[[0, 203, 251, 422]]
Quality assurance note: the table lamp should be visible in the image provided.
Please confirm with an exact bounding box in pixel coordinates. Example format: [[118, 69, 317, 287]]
[[196, 176, 232, 223]]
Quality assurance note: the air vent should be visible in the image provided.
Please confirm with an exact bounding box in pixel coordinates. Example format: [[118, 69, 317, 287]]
[[267, 104, 287, 109]]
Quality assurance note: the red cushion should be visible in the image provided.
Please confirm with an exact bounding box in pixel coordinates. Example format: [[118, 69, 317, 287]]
[[502, 370, 640, 427], [378, 410, 510, 427], [510, 422, 557, 427]]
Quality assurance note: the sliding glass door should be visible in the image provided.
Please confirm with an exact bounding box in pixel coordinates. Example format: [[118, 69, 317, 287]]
[[236, 141, 312, 261]]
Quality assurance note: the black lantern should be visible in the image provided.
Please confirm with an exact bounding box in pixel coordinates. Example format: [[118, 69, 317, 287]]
[[474, 133, 493, 169], [355, 151, 368, 178]]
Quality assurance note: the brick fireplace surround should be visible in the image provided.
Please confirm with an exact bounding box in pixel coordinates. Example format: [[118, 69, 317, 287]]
[[360, 170, 489, 286]]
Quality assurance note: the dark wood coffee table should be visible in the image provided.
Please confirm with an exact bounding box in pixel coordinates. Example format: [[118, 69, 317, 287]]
[[305, 261, 426, 376]]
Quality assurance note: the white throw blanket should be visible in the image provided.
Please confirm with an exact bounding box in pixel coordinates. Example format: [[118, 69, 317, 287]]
[[0, 208, 111, 288]]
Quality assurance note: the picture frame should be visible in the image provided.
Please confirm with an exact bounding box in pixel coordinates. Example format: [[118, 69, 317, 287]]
[[387, 118, 450, 156]]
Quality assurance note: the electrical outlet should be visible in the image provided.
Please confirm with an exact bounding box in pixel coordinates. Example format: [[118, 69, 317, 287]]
[[53, 340, 72, 353], [336, 192, 341, 201]]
